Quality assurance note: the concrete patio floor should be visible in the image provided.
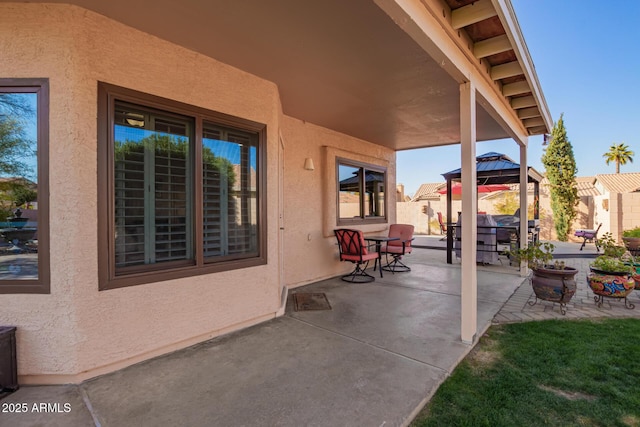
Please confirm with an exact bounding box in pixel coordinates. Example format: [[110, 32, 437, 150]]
[[2, 239, 639, 426]]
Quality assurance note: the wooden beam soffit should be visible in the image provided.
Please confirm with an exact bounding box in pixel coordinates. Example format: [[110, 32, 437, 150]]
[[517, 106, 540, 119], [491, 0, 553, 133], [490, 61, 522, 80], [502, 80, 530, 96], [523, 117, 545, 127], [451, 0, 497, 29], [528, 125, 547, 135], [510, 95, 536, 109], [473, 34, 511, 58]]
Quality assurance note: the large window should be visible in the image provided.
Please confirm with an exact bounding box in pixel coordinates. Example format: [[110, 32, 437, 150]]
[[98, 83, 265, 290], [337, 159, 386, 224], [0, 79, 49, 294]]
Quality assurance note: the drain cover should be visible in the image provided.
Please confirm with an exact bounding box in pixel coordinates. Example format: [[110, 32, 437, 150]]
[[293, 293, 332, 311]]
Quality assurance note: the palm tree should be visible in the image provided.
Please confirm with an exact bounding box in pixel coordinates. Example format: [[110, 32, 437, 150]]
[[603, 143, 634, 173]]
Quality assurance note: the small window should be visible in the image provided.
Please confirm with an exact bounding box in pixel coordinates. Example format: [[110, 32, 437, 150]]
[[98, 83, 266, 290], [0, 79, 50, 294], [337, 159, 386, 224]]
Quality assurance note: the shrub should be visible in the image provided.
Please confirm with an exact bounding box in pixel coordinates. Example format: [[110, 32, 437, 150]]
[[622, 227, 640, 238]]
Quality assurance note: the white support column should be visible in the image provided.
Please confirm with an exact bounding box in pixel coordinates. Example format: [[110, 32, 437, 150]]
[[519, 143, 528, 276], [460, 82, 477, 344]]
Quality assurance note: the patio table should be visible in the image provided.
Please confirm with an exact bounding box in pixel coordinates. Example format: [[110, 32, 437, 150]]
[[365, 236, 399, 278]]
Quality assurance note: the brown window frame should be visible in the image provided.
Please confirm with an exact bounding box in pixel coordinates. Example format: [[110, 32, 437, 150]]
[[97, 83, 267, 290], [0, 78, 50, 294], [336, 157, 387, 225]]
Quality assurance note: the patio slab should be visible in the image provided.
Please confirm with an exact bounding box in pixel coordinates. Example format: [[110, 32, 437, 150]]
[[0, 247, 531, 427], [82, 317, 447, 427]]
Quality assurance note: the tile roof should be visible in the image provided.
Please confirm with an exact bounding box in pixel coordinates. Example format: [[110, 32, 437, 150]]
[[575, 176, 600, 197], [594, 172, 640, 194], [411, 182, 445, 201], [528, 177, 599, 197]]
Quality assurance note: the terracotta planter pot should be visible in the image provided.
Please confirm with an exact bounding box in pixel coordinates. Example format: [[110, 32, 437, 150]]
[[623, 237, 640, 256], [529, 266, 578, 314]]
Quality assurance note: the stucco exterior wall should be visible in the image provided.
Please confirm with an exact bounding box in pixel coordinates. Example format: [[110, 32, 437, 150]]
[[0, 3, 285, 383], [396, 199, 458, 235], [621, 193, 640, 233], [281, 116, 395, 288], [398, 190, 595, 242], [396, 202, 430, 234], [596, 192, 640, 241]]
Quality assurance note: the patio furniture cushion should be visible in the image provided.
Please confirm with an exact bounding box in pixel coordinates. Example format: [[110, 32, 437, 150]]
[[381, 224, 414, 273], [334, 228, 379, 282]]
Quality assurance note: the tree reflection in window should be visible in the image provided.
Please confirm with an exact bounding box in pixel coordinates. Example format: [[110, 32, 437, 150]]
[[0, 87, 42, 285]]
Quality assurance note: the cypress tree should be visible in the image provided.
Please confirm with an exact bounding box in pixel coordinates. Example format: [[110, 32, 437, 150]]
[[541, 114, 579, 241]]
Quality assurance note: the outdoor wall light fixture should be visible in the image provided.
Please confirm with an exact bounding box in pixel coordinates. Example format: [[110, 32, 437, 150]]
[[304, 158, 315, 171]]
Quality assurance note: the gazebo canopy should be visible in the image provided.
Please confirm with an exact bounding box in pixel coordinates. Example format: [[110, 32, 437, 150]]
[[441, 152, 542, 265], [442, 152, 543, 185]]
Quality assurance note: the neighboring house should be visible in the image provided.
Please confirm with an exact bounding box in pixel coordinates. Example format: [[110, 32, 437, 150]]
[[411, 183, 446, 202], [396, 184, 412, 202], [592, 173, 640, 239], [0, 0, 551, 384], [398, 183, 445, 234]]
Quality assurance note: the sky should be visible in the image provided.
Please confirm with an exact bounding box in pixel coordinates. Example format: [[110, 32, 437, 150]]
[[397, 0, 640, 198]]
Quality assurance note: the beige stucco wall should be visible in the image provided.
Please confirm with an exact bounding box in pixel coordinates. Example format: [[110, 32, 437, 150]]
[[621, 193, 640, 233], [398, 189, 595, 242], [0, 3, 282, 383], [0, 3, 400, 383], [396, 199, 455, 235], [397, 202, 430, 234], [281, 116, 396, 288], [595, 192, 640, 241]]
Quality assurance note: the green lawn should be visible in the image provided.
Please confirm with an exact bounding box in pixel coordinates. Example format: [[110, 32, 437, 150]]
[[411, 319, 640, 427]]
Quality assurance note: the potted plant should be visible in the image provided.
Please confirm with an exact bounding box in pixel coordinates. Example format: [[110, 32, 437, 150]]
[[621, 248, 640, 291], [587, 232, 635, 309], [622, 226, 640, 256], [510, 241, 578, 314]]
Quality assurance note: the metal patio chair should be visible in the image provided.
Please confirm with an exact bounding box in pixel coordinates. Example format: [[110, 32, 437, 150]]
[[334, 228, 379, 283], [381, 224, 415, 273]]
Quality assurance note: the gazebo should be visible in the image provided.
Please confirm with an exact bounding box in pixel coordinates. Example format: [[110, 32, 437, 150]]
[[441, 152, 543, 264]]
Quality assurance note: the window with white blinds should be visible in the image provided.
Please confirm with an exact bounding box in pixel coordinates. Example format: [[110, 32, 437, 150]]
[[99, 83, 265, 289]]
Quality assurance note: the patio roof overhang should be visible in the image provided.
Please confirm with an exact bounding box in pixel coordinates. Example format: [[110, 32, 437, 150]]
[[41, 0, 551, 150]]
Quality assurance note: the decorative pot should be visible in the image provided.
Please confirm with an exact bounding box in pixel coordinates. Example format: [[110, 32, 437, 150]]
[[531, 266, 578, 302], [529, 266, 578, 314], [587, 267, 635, 309], [628, 263, 640, 290], [622, 237, 640, 256]]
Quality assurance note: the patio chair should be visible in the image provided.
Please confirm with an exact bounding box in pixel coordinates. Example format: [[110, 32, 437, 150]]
[[574, 223, 602, 252], [381, 224, 414, 273], [437, 212, 447, 240], [334, 229, 379, 283]]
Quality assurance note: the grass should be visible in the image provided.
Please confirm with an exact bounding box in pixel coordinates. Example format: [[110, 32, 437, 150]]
[[411, 319, 640, 427]]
